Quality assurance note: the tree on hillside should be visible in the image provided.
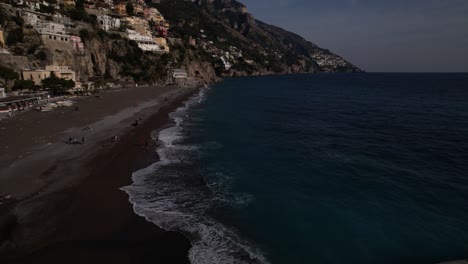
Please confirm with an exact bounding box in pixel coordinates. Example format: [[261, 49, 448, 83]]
[[6, 28, 24, 46], [79, 28, 90, 41], [126, 2, 134, 16], [12, 80, 36, 91], [0, 66, 19, 91], [42, 72, 75, 95]]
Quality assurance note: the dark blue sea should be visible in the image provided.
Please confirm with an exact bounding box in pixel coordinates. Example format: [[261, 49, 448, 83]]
[[123, 73, 468, 264]]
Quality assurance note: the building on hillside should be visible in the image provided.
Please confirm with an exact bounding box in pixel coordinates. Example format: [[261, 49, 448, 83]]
[[144, 7, 164, 22], [172, 69, 187, 79], [97, 15, 121, 31], [23, 0, 41, 11], [0, 29, 5, 47], [96, 7, 111, 15], [133, 4, 145, 15], [21, 10, 51, 26], [167, 69, 188, 85], [83, 0, 96, 9], [70, 35, 85, 55], [127, 29, 163, 52], [61, 0, 75, 7], [114, 3, 126, 16], [154, 37, 169, 52], [12, 0, 25, 6], [156, 25, 168, 37], [22, 65, 76, 85], [52, 13, 73, 26], [35, 21, 71, 42], [42, 0, 60, 10], [125, 17, 150, 36]]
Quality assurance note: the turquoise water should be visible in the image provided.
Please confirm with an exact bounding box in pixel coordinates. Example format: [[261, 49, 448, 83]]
[[124, 73, 468, 264]]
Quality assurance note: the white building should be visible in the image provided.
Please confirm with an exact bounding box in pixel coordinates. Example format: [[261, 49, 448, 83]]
[[21, 10, 49, 26], [127, 29, 163, 52], [53, 13, 73, 26], [171, 69, 187, 79], [35, 21, 71, 42], [97, 15, 121, 31], [23, 1, 41, 11], [41, 0, 59, 9], [35, 21, 67, 35]]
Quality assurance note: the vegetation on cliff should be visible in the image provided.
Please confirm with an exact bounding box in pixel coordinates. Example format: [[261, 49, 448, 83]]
[[0, 0, 361, 87]]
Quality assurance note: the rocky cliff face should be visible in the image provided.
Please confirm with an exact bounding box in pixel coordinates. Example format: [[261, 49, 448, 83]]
[[153, 0, 361, 77], [1, 0, 361, 87]]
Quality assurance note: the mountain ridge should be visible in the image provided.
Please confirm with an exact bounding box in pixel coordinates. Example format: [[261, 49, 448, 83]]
[[0, 0, 362, 89]]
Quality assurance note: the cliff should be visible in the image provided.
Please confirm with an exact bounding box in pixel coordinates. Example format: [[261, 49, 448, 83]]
[[0, 0, 361, 87], [164, 0, 362, 75]]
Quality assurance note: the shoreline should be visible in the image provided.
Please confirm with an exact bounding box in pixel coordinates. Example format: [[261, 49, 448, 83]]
[[0, 85, 200, 263]]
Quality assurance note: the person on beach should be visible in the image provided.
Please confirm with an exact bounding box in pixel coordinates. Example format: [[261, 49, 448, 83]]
[[82, 137, 85, 144]]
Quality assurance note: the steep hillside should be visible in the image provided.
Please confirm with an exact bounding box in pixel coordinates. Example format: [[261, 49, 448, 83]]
[[1, 0, 361, 89], [174, 0, 362, 74]]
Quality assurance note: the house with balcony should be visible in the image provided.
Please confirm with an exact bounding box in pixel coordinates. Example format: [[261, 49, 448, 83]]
[[35, 21, 71, 42], [97, 15, 121, 31], [127, 29, 163, 52]]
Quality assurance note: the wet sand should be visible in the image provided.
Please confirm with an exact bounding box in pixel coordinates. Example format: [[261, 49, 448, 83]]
[[0, 86, 198, 263]]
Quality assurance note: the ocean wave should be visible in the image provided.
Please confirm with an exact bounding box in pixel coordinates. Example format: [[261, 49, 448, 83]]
[[121, 88, 270, 264]]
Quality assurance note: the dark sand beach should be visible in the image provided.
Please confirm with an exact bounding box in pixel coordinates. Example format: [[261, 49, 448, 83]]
[[0, 85, 198, 263]]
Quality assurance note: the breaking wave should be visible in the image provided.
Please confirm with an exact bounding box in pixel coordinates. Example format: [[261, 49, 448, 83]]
[[121, 88, 269, 264]]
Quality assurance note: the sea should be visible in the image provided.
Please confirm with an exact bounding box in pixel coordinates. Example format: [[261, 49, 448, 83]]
[[122, 73, 468, 264]]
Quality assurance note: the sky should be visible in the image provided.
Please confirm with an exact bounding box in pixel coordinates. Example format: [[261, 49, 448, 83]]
[[240, 0, 468, 72]]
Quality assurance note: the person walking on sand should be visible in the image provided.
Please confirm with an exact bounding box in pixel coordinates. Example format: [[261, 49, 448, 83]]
[[82, 137, 85, 144]]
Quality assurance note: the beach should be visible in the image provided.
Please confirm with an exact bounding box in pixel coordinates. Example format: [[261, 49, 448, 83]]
[[0, 85, 197, 263]]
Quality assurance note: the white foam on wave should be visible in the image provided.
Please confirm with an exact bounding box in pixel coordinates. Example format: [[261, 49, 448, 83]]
[[121, 87, 270, 264]]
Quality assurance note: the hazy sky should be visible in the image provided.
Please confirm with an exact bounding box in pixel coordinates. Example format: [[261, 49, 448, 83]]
[[240, 0, 468, 72]]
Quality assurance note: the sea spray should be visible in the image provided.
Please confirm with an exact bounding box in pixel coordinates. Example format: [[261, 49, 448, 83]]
[[121, 88, 270, 264]]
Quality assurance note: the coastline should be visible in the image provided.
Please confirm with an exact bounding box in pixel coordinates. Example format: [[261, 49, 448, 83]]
[[0, 85, 200, 263]]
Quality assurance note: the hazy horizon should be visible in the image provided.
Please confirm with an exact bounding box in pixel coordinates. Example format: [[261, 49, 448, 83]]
[[240, 0, 468, 73]]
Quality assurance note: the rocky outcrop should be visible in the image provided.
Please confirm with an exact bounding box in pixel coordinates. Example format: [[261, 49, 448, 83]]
[[1, 0, 361, 87], [186, 61, 221, 84], [160, 0, 360, 74]]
